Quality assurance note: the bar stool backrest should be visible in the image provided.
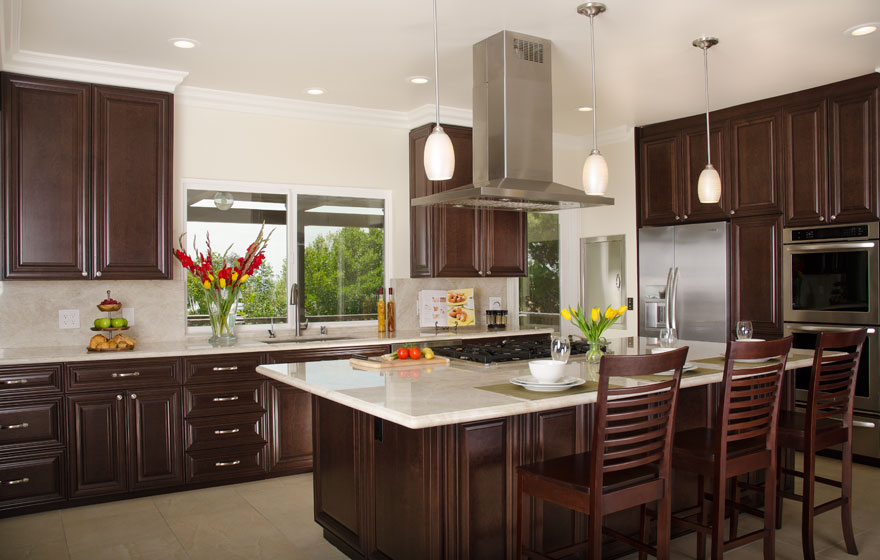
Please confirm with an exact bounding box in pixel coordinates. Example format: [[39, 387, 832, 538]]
[[807, 329, 867, 433], [717, 337, 793, 462], [592, 346, 688, 491]]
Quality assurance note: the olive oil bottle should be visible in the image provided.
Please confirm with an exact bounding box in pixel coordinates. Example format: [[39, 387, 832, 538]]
[[377, 287, 386, 332], [386, 287, 396, 332]]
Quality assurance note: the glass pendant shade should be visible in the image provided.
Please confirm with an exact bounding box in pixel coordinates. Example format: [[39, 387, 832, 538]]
[[582, 150, 609, 195], [424, 125, 455, 181], [697, 164, 722, 203], [213, 191, 234, 211]]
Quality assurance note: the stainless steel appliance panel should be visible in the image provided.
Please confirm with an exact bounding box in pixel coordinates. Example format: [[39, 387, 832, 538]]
[[674, 223, 729, 343], [783, 323, 880, 413], [581, 235, 626, 329], [638, 226, 674, 339], [794, 404, 880, 461]]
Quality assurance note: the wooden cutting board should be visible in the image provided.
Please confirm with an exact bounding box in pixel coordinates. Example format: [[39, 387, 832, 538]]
[[349, 356, 450, 369]]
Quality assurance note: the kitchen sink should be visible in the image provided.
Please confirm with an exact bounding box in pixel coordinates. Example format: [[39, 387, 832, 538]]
[[263, 336, 358, 344]]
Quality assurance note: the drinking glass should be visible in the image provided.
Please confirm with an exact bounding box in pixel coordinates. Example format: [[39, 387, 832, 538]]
[[551, 336, 571, 363], [659, 327, 678, 348], [736, 321, 754, 340]]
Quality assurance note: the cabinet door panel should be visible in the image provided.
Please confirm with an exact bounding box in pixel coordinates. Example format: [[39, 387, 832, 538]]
[[784, 100, 827, 226], [92, 86, 172, 279], [639, 133, 681, 226], [68, 392, 127, 498], [2, 74, 90, 279], [730, 110, 783, 216], [483, 210, 527, 277], [128, 388, 183, 491], [268, 382, 313, 475], [682, 123, 729, 222], [409, 124, 433, 277], [730, 215, 782, 337], [829, 88, 878, 223]]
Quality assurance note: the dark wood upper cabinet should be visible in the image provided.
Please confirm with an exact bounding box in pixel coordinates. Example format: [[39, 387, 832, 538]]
[[93, 86, 173, 279], [828, 86, 878, 224], [638, 131, 680, 226], [730, 214, 783, 339], [783, 99, 827, 226], [409, 124, 527, 278], [1, 73, 173, 280], [682, 123, 729, 222], [730, 108, 784, 217], [2, 74, 90, 279]]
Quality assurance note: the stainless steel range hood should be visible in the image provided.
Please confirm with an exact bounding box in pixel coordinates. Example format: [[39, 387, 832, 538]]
[[411, 30, 614, 212]]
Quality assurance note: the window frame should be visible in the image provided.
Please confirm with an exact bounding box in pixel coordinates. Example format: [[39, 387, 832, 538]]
[[181, 178, 393, 334]]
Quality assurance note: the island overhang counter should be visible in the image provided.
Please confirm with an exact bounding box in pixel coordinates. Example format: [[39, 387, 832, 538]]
[[256, 338, 814, 560]]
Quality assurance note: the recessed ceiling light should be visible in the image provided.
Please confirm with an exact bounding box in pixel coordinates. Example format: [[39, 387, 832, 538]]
[[169, 38, 199, 49], [844, 23, 878, 37], [305, 88, 326, 96], [578, 106, 593, 112], [408, 76, 430, 85]]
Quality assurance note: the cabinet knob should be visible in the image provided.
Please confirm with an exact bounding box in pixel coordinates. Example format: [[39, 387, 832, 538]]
[[682, 214, 688, 220], [730, 210, 735, 215], [674, 215, 680, 221], [487, 270, 492, 275], [96, 271, 102, 277], [819, 216, 825, 222], [81, 271, 88, 277], [831, 215, 837, 221], [116, 394, 123, 400], [130, 393, 137, 400]]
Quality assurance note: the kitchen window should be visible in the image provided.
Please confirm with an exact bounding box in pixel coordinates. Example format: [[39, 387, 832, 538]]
[[184, 180, 390, 331], [518, 213, 561, 329]]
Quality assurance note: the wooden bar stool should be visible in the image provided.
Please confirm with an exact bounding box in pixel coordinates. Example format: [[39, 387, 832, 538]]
[[774, 328, 867, 560], [671, 337, 792, 560], [515, 346, 689, 560]]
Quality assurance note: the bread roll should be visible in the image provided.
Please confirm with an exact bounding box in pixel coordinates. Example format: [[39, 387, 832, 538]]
[[89, 334, 108, 349]]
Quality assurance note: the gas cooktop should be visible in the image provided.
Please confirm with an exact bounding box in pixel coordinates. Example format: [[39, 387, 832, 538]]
[[433, 338, 595, 365]]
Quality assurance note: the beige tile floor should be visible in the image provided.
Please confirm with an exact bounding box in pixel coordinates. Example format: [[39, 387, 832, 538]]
[[0, 454, 877, 559]]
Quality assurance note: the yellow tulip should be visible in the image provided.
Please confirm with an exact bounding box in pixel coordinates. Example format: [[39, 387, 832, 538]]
[[232, 271, 239, 282], [591, 308, 600, 322], [219, 278, 226, 289], [617, 305, 627, 315], [208, 273, 214, 282], [203, 279, 211, 289], [240, 274, 249, 283], [605, 306, 616, 320], [571, 307, 579, 317], [560, 308, 572, 321]]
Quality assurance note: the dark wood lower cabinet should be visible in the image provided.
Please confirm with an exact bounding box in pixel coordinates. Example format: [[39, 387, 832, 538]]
[[730, 215, 783, 339], [268, 382, 313, 475], [128, 388, 183, 491]]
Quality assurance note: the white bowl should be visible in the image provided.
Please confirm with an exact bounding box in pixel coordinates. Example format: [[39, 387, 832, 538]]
[[528, 359, 568, 383], [736, 338, 765, 342]]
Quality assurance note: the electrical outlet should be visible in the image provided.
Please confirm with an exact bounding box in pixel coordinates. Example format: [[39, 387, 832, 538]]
[[121, 307, 135, 326], [627, 297, 634, 310], [59, 309, 80, 329], [488, 296, 502, 310]]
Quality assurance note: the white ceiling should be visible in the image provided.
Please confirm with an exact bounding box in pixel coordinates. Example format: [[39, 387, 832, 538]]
[[6, 0, 880, 136]]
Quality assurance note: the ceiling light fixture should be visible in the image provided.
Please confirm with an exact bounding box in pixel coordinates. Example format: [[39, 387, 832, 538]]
[[213, 192, 234, 211], [577, 106, 593, 112], [169, 38, 199, 49], [844, 23, 878, 37], [409, 76, 430, 84], [577, 3, 609, 195], [423, 0, 455, 181], [305, 88, 326, 96], [693, 36, 722, 204]]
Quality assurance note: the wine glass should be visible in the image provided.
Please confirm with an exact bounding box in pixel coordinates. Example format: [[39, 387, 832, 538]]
[[659, 327, 678, 348], [551, 336, 571, 363], [736, 321, 754, 340]]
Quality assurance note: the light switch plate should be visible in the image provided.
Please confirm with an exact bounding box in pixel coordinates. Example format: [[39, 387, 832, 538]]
[[488, 296, 502, 310], [121, 307, 135, 326], [59, 309, 80, 329]]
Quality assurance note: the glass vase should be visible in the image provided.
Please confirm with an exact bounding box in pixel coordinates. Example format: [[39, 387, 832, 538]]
[[586, 337, 604, 364], [206, 288, 239, 345]]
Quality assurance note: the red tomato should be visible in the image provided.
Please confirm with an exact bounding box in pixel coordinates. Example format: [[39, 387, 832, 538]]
[[408, 346, 422, 360], [397, 348, 409, 359]]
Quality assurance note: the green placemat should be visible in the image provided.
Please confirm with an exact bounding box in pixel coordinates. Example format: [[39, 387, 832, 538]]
[[634, 367, 719, 381], [476, 380, 602, 400]]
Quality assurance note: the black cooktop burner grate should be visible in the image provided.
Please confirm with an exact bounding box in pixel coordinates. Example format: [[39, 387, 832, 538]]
[[434, 338, 594, 364]]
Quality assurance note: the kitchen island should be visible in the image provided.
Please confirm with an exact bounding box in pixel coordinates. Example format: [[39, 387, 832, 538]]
[[257, 338, 816, 560]]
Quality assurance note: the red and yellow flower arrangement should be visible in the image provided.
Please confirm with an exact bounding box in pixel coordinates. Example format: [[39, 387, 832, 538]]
[[173, 224, 274, 342]]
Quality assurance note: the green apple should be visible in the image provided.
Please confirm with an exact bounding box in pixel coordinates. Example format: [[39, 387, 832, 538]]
[[94, 318, 111, 329], [111, 318, 127, 328]]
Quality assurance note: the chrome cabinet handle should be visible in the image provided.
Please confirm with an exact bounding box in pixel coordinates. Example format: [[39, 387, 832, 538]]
[[853, 420, 876, 429], [212, 366, 239, 372], [215, 460, 241, 467], [212, 396, 239, 402], [96, 271, 102, 277], [615, 274, 621, 289], [116, 394, 123, 400], [2, 477, 29, 485], [112, 372, 140, 378], [214, 428, 240, 435], [730, 210, 735, 215], [130, 394, 137, 400], [81, 271, 88, 277], [831, 215, 837, 221], [682, 214, 688, 220], [4, 379, 27, 385], [675, 215, 680, 221], [819, 216, 825, 222], [0, 422, 29, 430]]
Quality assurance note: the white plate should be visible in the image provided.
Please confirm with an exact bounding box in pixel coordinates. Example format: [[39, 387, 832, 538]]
[[510, 377, 586, 392], [511, 375, 582, 387]]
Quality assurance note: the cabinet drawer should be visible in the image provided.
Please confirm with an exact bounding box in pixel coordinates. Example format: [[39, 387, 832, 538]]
[[0, 397, 63, 450], [185, 412, 267, 452], [186, 444, 266, 483], [184, 353, 263, 384], [0, 364, 62, 396], [67, 358, 180, 392], [0, 450, 65, 510], [184, 381, 265, 418]]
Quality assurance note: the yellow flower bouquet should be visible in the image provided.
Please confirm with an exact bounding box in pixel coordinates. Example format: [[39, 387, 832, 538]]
[[561, 304, 627, 362]]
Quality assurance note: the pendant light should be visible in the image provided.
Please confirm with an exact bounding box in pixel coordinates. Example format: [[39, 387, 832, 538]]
[[693, 36, 721, 204], [423, 0, 455, 181], [577, 2, 608, 195]]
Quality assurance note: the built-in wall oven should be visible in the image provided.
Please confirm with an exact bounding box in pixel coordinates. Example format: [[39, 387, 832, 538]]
[[783, 223, 880, 460]]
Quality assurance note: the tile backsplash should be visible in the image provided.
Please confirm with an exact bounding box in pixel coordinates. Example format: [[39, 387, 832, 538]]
[[390, 277, 509, 332]]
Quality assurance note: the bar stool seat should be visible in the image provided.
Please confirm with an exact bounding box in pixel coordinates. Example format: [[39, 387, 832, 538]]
[[776, 410, 847, 447], [673, 428, 769, 473], [519, 451, 660, 496]]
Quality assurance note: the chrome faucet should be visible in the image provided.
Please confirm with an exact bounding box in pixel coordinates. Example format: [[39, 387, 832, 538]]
[[267, 317, 276, 339], [290, 283, 308, 336]]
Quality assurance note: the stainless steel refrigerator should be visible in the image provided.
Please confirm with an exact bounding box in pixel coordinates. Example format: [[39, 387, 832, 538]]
[[638, 222, 729, 342]]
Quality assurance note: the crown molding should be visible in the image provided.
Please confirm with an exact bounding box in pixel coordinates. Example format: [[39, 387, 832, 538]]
[[1, 50, 188, 92], [177, 86, 474, 129]]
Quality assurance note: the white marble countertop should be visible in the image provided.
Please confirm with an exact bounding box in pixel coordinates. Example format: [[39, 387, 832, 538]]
[[0, 326, 553, 366], [257, 337, 817, 429]]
